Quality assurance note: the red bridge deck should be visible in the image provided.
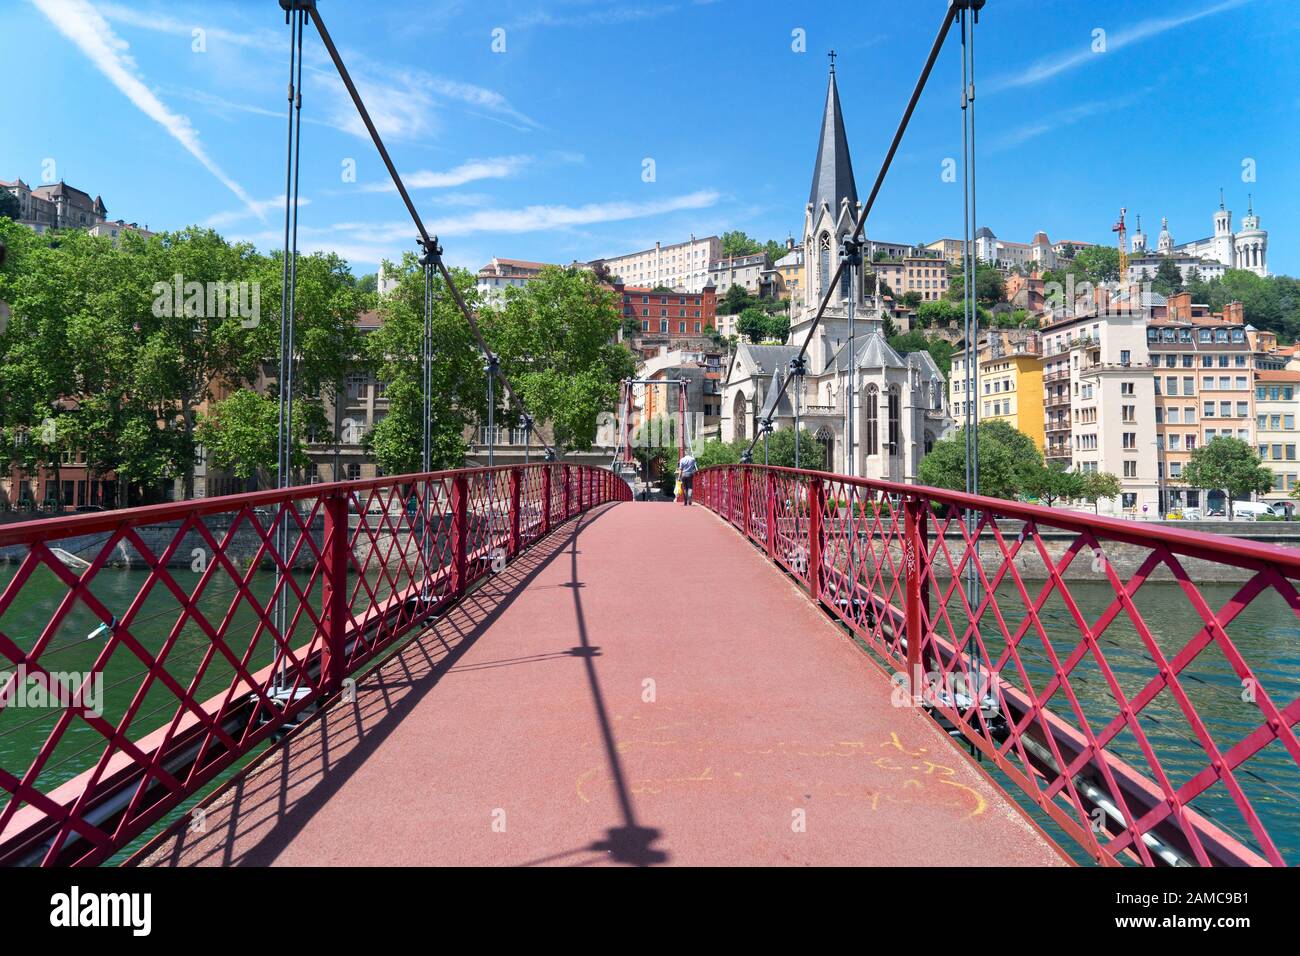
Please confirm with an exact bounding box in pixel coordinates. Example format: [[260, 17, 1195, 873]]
[[138, 502, 1065, 867]]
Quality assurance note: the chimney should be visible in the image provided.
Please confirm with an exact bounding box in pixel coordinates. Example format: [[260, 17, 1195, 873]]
[[1222, 300, 1244, 325], [1168, 291, 1192, 321]]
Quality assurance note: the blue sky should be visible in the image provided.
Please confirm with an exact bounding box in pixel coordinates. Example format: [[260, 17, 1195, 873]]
[[3, 0, 1297, 276]]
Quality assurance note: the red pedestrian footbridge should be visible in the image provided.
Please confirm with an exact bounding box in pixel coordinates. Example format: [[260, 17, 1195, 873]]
[[0, 464, 1297, 867]]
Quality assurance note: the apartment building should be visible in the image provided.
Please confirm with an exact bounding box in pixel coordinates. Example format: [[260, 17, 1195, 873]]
[[774, 243, 804, 300], [1146, 293, 1255, 513], [1043, 349, 1072, 467], [924, 238, 965, 265], [949, 329, 1044, 450], [636, 347, 725, 442], [1254, 370, 1300, 506], [594, 235, 720, 293], [1039, 308, 1158, 514], [475, 257, 560, 304], [707, 252, 770, 297], [871, 255, 949, 302], [865, 239, 919, 261], [618, 283, 717, 340], [87, 219, 154, 243]]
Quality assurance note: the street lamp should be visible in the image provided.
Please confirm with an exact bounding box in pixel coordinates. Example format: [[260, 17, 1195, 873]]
[[518, 412, 534, 465], [483, 354, 499, 467]]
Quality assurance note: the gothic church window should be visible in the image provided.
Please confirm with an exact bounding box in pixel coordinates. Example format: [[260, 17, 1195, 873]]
[[866, 385, 878, 455]]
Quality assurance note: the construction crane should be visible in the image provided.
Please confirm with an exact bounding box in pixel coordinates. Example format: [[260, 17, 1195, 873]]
[[1112, 207, 1128, 277]]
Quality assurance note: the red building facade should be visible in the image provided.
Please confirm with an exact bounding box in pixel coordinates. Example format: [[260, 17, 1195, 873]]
[[616, 284, 717, 336]]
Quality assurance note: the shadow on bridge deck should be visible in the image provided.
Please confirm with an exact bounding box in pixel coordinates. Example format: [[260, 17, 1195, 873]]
[[136, 501, 1066, 867]]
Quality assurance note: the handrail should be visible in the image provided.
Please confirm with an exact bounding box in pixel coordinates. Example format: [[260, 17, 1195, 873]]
[[0, 463, 630, 866], [695, 463, 1300, 867]]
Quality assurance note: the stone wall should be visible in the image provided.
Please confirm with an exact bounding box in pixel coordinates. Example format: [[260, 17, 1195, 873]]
[[930, 520, 1300, 584]]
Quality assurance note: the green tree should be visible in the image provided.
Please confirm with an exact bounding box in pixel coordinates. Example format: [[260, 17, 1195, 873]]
[[946, 261, 1006, 307], [129, 228, 268, 498], [914, 298, 962, 329], [0, 227, 125, 506], [719, 283, 755, 315], [759, 427, 826, 470], [490, 266, 635, 452], [694, 436, 745, 468], [1080, 470, 1122, 513], [917, 421, 1043, 500], [738, 307, 768, 344], [1152, 255, 1184, 296], [888, 330, 954, 379], [721, 230, 762, 257], [1073, 245, 1121, 283], [762, 312, 791, 344], [0, 191, 20, 220], [1026, 461, 1085, 507], [246, 249, 368, 482], [1180, 436, 1272, 519], [196, 389, 307, 488], [365, 256, 486, 474]]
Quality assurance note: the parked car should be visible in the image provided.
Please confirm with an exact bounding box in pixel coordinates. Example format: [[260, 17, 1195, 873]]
[[1230, 501, 1272, 521]]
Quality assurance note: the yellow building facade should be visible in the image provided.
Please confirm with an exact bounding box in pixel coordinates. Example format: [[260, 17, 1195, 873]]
[[948, 331, 1045, 451]]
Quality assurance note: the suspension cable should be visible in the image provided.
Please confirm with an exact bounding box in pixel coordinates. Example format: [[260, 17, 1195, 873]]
[[299, 1, 556, 461], [741, 1, 963, 462], [274, 3, 306, 692]]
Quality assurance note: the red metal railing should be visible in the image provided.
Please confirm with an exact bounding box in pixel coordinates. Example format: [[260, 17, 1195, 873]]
[[0, 463, 628, 866], [699, 464, 1300, 867]]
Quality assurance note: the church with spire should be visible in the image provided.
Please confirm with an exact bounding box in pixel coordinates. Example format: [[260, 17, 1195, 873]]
[[720, 58, 951, 480]]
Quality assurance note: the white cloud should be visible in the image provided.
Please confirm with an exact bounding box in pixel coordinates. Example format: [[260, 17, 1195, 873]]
[[425, 190, 721, 237], [204, 195, 310, 229], [96, 2, 281, 51], [988, 95, 1144, 152], [362, 156, 534, 193], [31, 0, 261, 218], [307, 58, 538, 142], [97, 1, 538, 140], [231, 190, 722, 264], [987, 0, 1253, 94], [511, 3, 681, 29]]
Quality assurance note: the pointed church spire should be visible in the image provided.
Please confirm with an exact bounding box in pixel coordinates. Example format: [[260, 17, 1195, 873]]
[[1219, 186, 1225, 210], [808, 58, 858, 215]]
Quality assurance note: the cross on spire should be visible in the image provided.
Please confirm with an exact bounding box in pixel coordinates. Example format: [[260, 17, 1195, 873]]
[[828, 49, 836, 73]]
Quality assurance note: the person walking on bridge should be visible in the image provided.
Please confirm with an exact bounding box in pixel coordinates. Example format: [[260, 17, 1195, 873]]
[[677, 450, 698, 506]]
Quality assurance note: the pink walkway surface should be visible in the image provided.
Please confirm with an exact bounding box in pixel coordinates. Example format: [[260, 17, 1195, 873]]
[[138, 502, 1066, 867]]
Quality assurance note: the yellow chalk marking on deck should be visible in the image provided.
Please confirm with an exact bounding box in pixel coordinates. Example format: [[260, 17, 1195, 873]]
[[939, 778, 987, 819], [884, 732, 926, 757], [575, 767, 598, 803]]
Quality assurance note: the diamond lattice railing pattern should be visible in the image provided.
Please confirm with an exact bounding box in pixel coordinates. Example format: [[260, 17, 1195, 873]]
[[0, 464, 628, 866], [696, 464, 1300, 867]]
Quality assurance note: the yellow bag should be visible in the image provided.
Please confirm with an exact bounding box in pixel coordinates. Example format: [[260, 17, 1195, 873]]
[[674, 477, 683, 500]]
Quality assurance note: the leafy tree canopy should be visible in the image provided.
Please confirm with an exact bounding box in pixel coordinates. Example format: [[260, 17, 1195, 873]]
[[1180, 436, 1272, 518], [917, 420, 1043, 501]]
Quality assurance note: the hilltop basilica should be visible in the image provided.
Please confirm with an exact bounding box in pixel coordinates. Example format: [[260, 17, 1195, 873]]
[[720, 61, 952, 479]]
